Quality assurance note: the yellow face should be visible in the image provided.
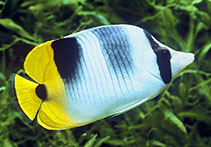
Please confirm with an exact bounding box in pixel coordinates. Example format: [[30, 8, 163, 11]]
[[14, 41, 80, 130]]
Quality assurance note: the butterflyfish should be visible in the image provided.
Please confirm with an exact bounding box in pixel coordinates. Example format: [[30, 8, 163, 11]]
[[11, 24, 194, 130]]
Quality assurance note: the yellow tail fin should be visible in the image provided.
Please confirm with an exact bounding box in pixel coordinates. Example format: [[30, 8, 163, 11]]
[[13, 74, 42, 121]]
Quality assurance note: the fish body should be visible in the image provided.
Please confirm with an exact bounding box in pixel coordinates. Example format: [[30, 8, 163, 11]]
[[12, 24, 194, 130]]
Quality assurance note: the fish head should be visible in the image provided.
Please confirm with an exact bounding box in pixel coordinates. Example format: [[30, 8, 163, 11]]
[[141, 30, 195, 84], [167, 46, 194, 78]]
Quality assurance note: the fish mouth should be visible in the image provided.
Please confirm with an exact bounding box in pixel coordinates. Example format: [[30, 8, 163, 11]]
[[171, 52, 195, 77], [179, 53, 195, 69]]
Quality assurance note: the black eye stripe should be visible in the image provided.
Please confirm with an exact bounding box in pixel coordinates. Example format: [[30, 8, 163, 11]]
[[156, 50, 172, 84], [143, 30, 160, 52], [157, 49, 171, 60], [143, 30, 172, 84]]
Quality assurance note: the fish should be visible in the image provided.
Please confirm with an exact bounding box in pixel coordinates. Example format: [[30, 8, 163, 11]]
[[11, 24, 194, 130]]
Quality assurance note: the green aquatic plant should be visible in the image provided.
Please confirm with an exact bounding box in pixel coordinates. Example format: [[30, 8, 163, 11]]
[[0, 0, 210, 146]]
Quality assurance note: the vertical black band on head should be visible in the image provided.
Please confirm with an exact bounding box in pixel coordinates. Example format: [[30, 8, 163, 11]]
[[143, 30, 160, 51], [143, 30, 172, 84], [35, 84, 47, 100], [156, 49, 172, 84]]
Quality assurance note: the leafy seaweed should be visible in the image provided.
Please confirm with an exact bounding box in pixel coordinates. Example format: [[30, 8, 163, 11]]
[[0, 0, 211, 146]]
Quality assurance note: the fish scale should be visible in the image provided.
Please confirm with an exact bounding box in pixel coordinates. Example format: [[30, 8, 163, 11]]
[[64, 30, 137, 122], [92, 26, 135, 95]]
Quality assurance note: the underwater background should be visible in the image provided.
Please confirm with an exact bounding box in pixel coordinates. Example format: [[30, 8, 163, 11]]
[[0, 0, 211, 146]]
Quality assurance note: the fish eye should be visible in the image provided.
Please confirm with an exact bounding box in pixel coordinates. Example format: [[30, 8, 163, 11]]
[[35, 84, 47, 100], [157, 49, 171, 60]]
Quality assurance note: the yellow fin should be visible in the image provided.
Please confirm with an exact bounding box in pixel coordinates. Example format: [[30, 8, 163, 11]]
[[24, 41, 53, 83], [14, 75, 42, 120], [37, 75, 81, 130], [23, 40, 81, 130], [37, 102, 79, 130]]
